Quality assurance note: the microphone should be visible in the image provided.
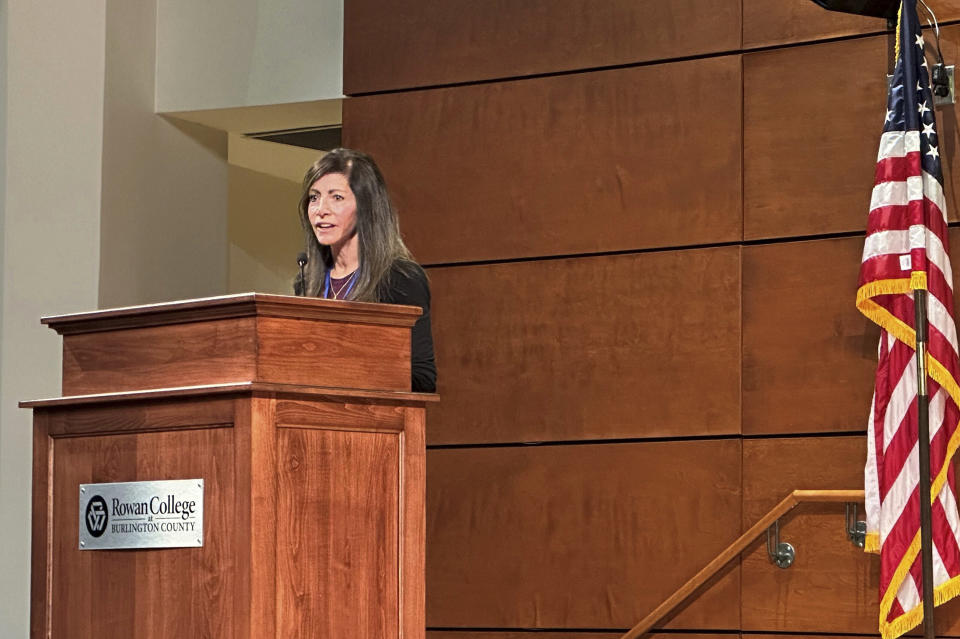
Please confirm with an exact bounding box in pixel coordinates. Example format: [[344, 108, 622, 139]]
[[297, 252, 308, 296]]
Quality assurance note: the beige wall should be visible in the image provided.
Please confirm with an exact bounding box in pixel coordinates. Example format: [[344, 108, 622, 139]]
[[0, 2, 342, 635], [156, 0, 344, 112], [228, 164, 303, 295], [0, 0, 7, 383], [0, 2, 106, 636], [226, 135, 321, 294], [99, 0, 229, 308]]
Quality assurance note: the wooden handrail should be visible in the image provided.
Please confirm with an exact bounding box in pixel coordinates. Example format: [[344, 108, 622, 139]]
[[620, 489, 865, 639]]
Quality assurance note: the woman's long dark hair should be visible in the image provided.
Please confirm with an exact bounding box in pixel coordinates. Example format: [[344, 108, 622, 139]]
[[297, 149, 416, 302]]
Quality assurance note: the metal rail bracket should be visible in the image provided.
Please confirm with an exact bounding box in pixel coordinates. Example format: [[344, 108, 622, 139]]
[[766, 519, 795, 569], [846, 502, 867, 548]]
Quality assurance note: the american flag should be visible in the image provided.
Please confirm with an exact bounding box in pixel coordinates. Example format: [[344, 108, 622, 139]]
[[857, 2, 960, 638]]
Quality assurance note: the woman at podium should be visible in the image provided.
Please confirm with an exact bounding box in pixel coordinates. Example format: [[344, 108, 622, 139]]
[[295, 148, 437, 393]]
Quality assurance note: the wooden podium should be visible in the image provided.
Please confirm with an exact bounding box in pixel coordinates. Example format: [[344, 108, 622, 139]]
[[21, 293, 435, 639]]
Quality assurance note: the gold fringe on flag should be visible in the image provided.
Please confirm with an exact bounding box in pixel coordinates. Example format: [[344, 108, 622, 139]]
[[858, 272, 960, 639]]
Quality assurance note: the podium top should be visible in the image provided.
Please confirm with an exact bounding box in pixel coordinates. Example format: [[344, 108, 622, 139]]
[[41, 293, 424, 396], [42, 292, 422, 335]]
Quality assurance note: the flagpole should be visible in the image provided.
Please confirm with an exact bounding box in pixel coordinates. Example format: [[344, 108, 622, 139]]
[[915, 287, 937, 639]]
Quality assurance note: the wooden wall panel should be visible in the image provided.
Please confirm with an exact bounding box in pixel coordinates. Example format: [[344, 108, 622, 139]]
[[50, 428, 236, 638], [741, 440, 960, 635], [425, 440, 741, 629], [338, 4, 960, 637], [745, 27, 960, 241], [428, 634, 621, 639], [428, 634, 737, 639], [743, 0, 886, 49], [925, 25, 960, 224], [744, 636, 916, 639], [744, 230, 960, 436], [741, 436, 874, 633], [936, 585, 960, 636], [744, 35, 887, 240], [742, 237, 879, 435], [744, 635, 900, 639], [344, 56, 742, 265], [427, 246, 741, 445], [344, 0, 740, 94]]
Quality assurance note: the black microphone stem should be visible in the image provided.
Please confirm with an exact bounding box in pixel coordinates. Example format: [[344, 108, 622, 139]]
[[297, 253, 308, 296]]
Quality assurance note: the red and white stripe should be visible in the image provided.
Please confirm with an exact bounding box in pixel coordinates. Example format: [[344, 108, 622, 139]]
[[861, 126, 960, 638]]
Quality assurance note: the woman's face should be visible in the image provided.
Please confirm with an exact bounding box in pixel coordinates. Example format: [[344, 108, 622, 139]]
[[307, 172, 358, 249]]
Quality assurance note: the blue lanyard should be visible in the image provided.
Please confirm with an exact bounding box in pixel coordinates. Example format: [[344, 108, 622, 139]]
[[322, 270, 358, 299]]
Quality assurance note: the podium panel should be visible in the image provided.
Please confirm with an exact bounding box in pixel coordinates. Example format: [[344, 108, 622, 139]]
[[277, 428, 399, 637], [24, 295, 433, 639], [49, 423, 237, 637]]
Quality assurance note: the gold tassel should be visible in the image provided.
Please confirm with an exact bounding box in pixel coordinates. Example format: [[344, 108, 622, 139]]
[[911, 271, 928, 290], [879, 530, 923, 637]]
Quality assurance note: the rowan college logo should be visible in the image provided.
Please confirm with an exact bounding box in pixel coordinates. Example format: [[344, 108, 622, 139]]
[[85, 495, 108, 538]]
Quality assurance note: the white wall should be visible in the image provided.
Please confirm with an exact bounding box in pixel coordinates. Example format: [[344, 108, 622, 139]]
[[228, 163, 303, 295], [226, 134, 320, 295], [0, 1, 344, 634], [156, 0, 344, 113], [0, 2, 106, 636], [0, 0, 8, 419], [99, 0, 229, 308]]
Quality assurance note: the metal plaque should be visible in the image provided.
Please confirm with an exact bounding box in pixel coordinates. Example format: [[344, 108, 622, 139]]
[[78, 479, 204, 550]]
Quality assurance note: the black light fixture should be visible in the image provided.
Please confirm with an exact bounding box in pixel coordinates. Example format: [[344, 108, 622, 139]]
[[810, 0, 955, 103], [808, 0, 900, 18]]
